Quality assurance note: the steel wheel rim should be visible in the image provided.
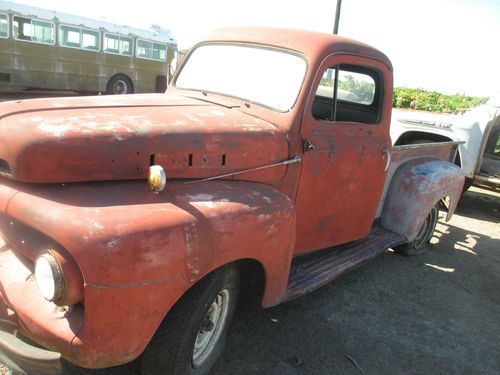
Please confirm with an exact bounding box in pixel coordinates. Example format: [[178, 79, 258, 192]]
[[113, 80, 128, 94], [192, 289, 230, 368]]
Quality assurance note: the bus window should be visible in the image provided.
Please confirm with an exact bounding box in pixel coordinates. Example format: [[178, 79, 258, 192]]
[[82, 30, 99, 50], [13, 16, 54, 44], [0, 13, 8, 38], [60, 25, 99, 50], [32, 20, 54, 43], [104, 33, 133, 56], [60, 25, 80, 47], [137, 39, 167, 61]]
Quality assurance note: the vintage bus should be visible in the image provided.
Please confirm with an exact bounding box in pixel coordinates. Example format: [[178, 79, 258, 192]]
[[0, 0, 177, 94]]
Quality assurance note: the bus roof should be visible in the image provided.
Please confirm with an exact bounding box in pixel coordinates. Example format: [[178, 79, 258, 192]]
[[0, 0, 176, 45]]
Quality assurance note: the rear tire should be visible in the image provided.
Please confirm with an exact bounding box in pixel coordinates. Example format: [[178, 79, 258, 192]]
[[462, 178, 474, 193], [106, 74, 133, 95], [141, 265, 240, 375], [394, 204, 439, 256]]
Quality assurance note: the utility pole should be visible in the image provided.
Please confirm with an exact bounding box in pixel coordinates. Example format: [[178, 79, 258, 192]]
[[329, 0, 343, 121], [333, 0, 342, 35], [328, 0, 343, 81]]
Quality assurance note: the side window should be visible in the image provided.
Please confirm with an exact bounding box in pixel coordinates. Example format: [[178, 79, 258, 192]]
[[13, 16, 54, 44], [312, 64, 381, 124], [0, 14, 8, 39], [153, 42, 167, 61], [32, 19, 54, 43], [104, 33, 133, 56], [137, 39, 167, 61], [60, 25, 100, 50], [82, 29, 99, 50], [137, 39, 152, 59], [60, 25, 81, 47], [120, 38, 133, 55]]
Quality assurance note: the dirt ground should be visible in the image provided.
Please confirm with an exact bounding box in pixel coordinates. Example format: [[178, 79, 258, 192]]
[[1, 186, 498, 375]]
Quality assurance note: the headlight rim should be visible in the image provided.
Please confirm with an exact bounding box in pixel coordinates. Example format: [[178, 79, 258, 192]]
[[35, 251, 65, 303]]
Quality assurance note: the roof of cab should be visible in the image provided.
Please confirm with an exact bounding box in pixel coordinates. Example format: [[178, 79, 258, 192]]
[[202, 27, 393, 71]]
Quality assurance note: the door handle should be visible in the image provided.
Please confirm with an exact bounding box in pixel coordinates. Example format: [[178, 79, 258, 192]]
[[382, 148, 391, 171], [302, 139, 316, 153]]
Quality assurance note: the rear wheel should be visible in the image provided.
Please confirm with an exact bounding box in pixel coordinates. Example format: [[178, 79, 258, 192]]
[[106, 74, 133, 95], [394, 204, 439, 256], [141, 265, 240, 375], [462, 178, 474, 193]]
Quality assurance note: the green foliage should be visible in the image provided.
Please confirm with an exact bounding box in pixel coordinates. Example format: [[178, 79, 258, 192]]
[[320, 75, 375, 104], [393, 87, 488, 113], [338, 74, 375, 103]]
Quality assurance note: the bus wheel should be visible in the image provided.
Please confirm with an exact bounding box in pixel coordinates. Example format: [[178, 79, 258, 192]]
[[107, 75, 133, 95]]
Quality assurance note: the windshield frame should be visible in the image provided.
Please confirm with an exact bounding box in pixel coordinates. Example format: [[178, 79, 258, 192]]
[[172, 42, 309, 113]]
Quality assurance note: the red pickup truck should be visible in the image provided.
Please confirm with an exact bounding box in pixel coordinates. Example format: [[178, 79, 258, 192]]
[[0, 27, 464, 374]]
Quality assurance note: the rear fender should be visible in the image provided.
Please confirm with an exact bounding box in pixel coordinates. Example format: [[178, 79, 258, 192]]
[[381, 159, 464, 241]]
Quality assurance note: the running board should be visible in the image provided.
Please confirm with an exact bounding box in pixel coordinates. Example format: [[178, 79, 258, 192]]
[[284, 228, 405, 301]]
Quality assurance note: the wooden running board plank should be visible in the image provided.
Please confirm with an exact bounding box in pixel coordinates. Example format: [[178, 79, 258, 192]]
[[284, 228, 404, 301]]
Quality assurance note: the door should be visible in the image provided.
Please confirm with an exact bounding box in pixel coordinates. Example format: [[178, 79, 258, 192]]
[[294, 55, 392, 254]]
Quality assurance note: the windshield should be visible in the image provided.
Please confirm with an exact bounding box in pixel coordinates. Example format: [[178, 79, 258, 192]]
[[175, 44, 307, 112]]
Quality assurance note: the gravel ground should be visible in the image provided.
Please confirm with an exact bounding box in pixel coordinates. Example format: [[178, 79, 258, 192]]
[[1, 188, 499, 375]]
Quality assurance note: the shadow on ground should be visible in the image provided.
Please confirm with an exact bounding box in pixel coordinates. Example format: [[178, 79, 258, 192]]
[[454, 187, 500, 223]]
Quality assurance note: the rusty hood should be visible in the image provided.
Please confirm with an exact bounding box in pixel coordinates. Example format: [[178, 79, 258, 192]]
[[0, 93, 289, 183]]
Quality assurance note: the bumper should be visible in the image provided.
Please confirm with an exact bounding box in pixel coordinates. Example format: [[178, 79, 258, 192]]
[[474, 174, 500, 189], [0, 322, 61, 375], [0, 244, 75, 374]]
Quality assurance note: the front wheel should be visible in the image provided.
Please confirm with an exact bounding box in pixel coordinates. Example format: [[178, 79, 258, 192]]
[[141, 265, 240, 375], [394, 204, 439, 256]]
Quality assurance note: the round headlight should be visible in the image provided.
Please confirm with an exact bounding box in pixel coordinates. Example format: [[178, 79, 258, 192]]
[[35, 253, 64, 302], [148, 165, 166, 193]]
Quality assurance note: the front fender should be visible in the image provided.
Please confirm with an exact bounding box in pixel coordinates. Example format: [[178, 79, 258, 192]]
[[381, 159, 464, 242], [4, 179, 296, 367]]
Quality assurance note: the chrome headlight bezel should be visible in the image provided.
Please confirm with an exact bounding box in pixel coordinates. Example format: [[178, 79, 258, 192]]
[[35, 252, 65, 303]]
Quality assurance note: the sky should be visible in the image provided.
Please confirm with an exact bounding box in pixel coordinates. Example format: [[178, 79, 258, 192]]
[[5, 0, 500, 97]]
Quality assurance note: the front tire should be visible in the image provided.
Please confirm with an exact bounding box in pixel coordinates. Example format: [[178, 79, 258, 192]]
[[394, 204, 439, 256], [142, 265, 240, 375]]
